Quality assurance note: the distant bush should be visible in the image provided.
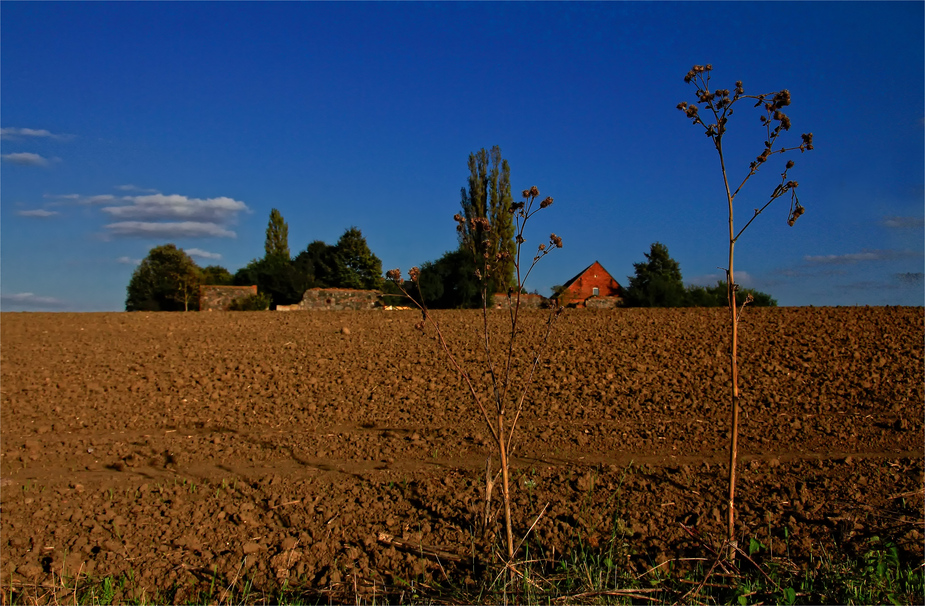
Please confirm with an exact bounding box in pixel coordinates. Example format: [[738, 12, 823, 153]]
[[228, 293, 271, 311]]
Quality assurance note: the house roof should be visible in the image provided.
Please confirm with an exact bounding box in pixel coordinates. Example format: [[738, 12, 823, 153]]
[[559, 260, 617, 290]]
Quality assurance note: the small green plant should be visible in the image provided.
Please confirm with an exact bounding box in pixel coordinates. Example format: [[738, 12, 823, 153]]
[[679, 63, 814, 559], [388, 185, 564, 564]]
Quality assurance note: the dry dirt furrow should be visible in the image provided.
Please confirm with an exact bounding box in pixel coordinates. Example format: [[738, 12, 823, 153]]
[[1, 308, 922, 600]]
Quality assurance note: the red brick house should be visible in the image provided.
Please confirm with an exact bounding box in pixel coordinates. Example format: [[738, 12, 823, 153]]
[[554, 261, 623, 308]]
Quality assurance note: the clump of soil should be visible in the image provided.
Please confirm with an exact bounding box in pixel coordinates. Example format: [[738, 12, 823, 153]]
[[1, 307, 922, 601]]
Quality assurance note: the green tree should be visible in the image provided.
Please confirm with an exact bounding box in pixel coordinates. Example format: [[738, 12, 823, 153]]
[[292, 240, 337, 288], [233, 256, 308, 309], [265, 208, 290, 260], [415, 248, 481, 309], [200, 265, 234, 285], [623, 242, 686, 307], [332, 227, 383, 290], [459, 145, 515, 293], [126, 244, 201, 311]]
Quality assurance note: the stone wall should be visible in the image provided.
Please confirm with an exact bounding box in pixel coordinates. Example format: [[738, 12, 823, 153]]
[[491, 293, 547, 309], [278, 288, 381, 311], [199, 285, 258, 311], [584, 296, 622, 309]]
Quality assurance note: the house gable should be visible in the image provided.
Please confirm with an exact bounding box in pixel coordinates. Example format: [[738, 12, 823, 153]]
[[556, 261, 622, 307]]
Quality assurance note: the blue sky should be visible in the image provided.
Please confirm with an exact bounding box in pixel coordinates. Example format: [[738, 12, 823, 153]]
[[2, 1, 922, 311]]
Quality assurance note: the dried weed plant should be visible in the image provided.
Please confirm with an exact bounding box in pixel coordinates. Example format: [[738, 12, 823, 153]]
[[387, 186, 563, 564], [678, 64, 814, 559]]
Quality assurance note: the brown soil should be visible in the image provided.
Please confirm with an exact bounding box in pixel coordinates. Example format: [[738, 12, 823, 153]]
[[1, 307, 922, 601]]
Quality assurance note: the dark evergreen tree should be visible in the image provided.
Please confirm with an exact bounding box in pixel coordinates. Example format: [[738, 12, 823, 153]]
[[125, 244, 201, 311], [459, 145, 515, 293], [623, 242, 686, 307]]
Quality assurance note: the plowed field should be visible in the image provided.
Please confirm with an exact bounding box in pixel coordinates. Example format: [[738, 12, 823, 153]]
[[1, 307, 922, 601]]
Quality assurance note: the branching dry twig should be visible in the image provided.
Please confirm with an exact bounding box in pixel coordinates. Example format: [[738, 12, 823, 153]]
[[387, 185, 563, 565], [679, 64, 814, 560]]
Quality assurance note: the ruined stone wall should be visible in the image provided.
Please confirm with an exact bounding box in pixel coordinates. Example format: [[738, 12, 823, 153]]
[[281, 288, 381, 311], [199, 285, 258, 311], [584, 296, 622, 309], [491, 293, 547, 309]]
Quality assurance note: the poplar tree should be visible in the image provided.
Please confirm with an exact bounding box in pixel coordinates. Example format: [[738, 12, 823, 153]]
[[264, 208, 290, 260], [459, 146, 515, 293]]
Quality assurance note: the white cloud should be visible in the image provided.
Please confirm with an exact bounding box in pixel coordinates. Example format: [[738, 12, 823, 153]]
[[116, 256, 142, 265], [2, 152, 49, 166], [881, 216, 925, 229], [44, 193, 80, 200], [104, 221, 237, 239], [102, 194, 249, 222], [16, 209, 58, 217], [0, 292, 67, 309], [0, 127, 70, 140], [186, 248, 222, 260]]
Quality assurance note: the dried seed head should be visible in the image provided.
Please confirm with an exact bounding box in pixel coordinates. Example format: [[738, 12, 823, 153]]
[[522, 189, 531, 199], [386, 268, 402, 283], [550, 233, 563, 248], [788, 202, 806, 227], [540, 196, 553, 209], [409, 266, 420, 282], [801, 132, 814, 151], [774, 89, 791, 108], [529, 185, 540, 197], [786, 160, 795, 169], [516, 234, 525, 244]]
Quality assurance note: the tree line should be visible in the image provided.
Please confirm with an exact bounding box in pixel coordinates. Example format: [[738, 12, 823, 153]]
[[125, 145, 777, 311], [619, 242, 776, 307], [125, 211, 382, 311]]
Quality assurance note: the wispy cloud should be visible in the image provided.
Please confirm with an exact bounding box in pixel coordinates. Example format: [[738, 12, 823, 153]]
[[0, 127, 71, 141], [116, 184, 159, 193], [43, 193, 116, 206], [895, 272, 924, 286], [101, 194, 249, 222], [803, 249, 921, 264], [116, 256, 142, 265], [686, 271, 754, 287], [0, 292, 67, 309], [881, 216, 925, 229], [2, 152, 50, 166], [16, 209, 59, 218], [104, 221, 237, 239], [84, 195, 116, 204], [186, 248, 222, 260]]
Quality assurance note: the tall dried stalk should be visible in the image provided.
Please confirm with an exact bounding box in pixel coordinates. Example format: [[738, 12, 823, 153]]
[[387, 186, 563, 562], [678, 64, 813, 559]]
